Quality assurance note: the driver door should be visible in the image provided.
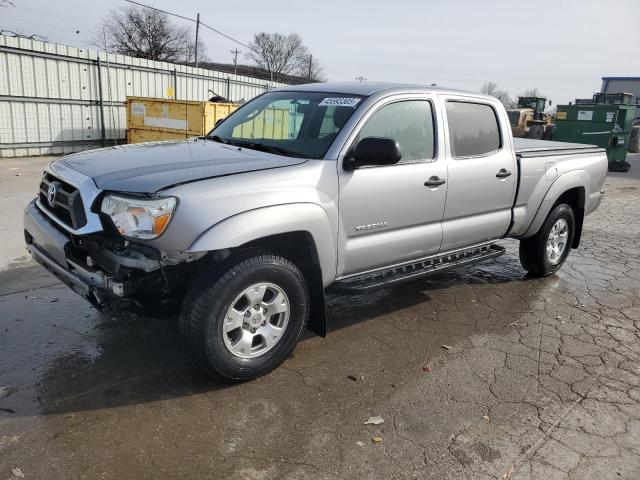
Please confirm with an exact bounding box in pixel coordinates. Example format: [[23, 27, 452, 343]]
[[337, 97, 448, 277]]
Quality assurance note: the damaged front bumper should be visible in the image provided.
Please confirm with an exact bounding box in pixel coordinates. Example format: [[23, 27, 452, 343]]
[[24, 200, 127, 307], [23, 199, 194, 310]]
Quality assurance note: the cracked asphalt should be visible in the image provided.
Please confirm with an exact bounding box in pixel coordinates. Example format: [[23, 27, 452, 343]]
[[1, 155, 639, 479]]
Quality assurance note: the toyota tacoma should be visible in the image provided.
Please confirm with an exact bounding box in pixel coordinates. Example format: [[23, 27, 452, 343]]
[[24, 83, 608, 380]]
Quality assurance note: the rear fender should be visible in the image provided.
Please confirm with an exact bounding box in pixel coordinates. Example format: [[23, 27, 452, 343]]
[[523, 170, 589, 238]]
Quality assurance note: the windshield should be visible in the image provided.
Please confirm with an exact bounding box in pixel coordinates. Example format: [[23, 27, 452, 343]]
[[208, 91, 364, 159]]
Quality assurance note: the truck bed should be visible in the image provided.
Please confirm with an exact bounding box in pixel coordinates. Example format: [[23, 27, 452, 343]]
[[513, 138, 601, 156], [509, 138, 608, 239]]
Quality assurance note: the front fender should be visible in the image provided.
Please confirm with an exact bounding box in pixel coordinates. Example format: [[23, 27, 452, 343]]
[[523, 170, 589, 237], [188, 203, 337, 287]]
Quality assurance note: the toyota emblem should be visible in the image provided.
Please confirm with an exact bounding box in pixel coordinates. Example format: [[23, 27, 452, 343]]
[[47, 182, 59, 207]]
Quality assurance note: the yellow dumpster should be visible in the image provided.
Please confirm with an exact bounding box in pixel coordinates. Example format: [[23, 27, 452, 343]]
[[126, 96, 239, 144], [231, 107, 290, 140]]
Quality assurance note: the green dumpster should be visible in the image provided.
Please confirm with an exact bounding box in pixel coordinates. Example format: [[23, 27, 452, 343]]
[[554, 101, 637, 168]]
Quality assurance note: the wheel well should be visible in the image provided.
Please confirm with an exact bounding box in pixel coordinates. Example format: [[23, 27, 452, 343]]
[[236, 231, 327, 337], [555, 187, 585, 248]]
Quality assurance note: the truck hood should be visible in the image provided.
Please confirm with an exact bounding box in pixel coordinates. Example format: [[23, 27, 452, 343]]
[[55, 140, 309, 193]]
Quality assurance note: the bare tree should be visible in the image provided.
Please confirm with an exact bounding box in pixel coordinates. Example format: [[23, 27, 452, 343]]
[[0, 0, 16, 7], [246, 32, 324, 82], [480, 82, 514, 108], [96, 6, 206, 63], [520, 88, 544, 98]]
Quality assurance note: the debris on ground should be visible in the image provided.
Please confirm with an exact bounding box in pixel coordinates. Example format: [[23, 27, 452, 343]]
[[347, 375, 358, 382], [372, 437, 383, 443], [0, 385, 15, 400], [364, 416, 384, 425], [12, 467, 24, 478], [441, 345, 451, 350], [423, 365, 431, 372], [356, 441, 364, 446], [482, 415, 490, 422], [502, 465, 515, 479]]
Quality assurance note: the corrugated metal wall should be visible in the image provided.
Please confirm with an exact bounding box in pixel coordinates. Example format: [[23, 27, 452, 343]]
[[0, 35, 287, 157]]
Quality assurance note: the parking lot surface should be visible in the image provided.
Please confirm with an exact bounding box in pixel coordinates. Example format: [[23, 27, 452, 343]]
[[1, 155, 640, 479]]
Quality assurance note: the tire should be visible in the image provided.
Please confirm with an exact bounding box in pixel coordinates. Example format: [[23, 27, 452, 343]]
[[526, 124, 544, 140], [180, 253, 309, 381], [519, 203, 575, 277], [629, 126, 640, 154]]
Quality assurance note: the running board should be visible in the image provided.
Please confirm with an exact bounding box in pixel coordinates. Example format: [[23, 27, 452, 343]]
[[330, 244, 506, 293]]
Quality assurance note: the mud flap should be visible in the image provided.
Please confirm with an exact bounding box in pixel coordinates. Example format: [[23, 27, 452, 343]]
[[306, 287, 327, 337]]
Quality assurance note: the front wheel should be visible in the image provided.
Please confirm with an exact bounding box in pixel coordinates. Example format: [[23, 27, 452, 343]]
[[180, 253, 309, 381], [519, 203, 575, 277]]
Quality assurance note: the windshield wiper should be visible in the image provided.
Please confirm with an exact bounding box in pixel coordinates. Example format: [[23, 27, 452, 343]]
[[206, 135, 230, 144], [227, 140, 311, 158]]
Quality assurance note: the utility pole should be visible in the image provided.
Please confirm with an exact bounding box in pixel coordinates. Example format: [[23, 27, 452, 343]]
[[307, 54, 313, 80], [230, 48, 240, 75], [355, 76, 366, 82], [194, 12, 200, 67]]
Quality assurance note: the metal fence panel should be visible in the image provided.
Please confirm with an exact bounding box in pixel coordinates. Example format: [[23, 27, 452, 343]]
[[0, 35, 288, 157]]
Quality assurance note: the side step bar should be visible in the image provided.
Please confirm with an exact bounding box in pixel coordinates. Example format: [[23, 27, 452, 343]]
[[330, 244, 506, 293]]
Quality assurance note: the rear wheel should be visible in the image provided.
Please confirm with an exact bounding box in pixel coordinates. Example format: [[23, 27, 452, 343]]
[[180, 253, 309, 381], [519, 203, 575, 277]]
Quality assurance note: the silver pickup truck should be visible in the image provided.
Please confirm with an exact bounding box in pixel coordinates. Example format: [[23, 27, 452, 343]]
[[24, 83, 607, 380]]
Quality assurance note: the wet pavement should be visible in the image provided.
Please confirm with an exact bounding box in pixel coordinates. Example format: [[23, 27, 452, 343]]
[[1, 155, 640, 479]]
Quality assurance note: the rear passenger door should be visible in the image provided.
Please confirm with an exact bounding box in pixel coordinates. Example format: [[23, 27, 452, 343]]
[[440, 98, 517, 251]]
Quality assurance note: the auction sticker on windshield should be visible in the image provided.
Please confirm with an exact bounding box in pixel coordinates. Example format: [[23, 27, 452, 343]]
[[319, 97, 361, 107]]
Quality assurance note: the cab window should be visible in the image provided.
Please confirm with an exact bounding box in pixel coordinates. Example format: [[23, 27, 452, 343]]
[[446, 101, 501, 157], [355, 100, 435, 163]]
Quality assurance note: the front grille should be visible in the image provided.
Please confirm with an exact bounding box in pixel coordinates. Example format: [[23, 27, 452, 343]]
[[39, 173, 87, 229]]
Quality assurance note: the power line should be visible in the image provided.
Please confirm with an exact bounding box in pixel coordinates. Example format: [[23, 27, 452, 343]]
[[124, 0, 195, 23], [199, 21, 251, 50], [124, 0, 251, 50]]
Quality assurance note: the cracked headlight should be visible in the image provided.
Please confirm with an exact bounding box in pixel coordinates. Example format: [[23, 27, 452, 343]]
[[101, 195, 177, 240]]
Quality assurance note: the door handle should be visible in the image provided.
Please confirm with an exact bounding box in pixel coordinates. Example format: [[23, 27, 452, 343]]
[[496, 169, 512, 179], [424, 176, 446, 187]]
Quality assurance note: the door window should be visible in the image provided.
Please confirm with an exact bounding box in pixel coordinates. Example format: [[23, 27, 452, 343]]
[[446, 102, 501, 157], [356, 100, 435, 163]]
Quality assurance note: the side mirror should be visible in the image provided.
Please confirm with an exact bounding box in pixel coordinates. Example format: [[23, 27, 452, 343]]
[[344, 137, 402, 170], [549, 100, 553, 106]]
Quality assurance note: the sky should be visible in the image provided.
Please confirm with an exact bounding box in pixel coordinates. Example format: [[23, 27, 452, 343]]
[[1, 0, 639, 105]]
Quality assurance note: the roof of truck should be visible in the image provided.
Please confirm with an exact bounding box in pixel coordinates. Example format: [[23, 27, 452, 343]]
[[272, 81, 491, 99]]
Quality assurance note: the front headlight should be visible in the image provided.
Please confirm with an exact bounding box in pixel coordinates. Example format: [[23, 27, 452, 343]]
[[101, 195, 177, 240]]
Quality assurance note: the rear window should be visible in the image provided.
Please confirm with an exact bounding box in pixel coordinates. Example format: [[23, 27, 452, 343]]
[[446, 102, 501, 157]]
